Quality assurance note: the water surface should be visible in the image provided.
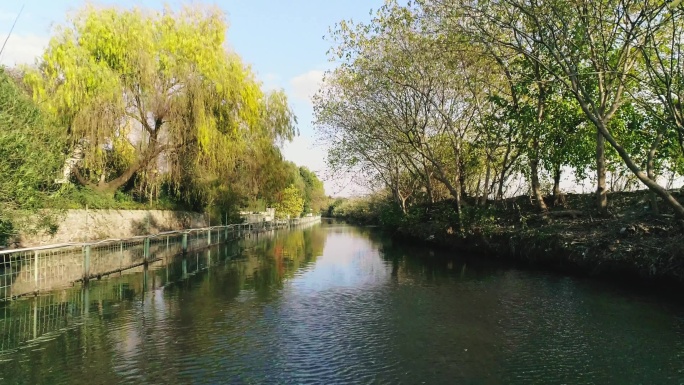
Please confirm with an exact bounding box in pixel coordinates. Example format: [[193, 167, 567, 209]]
[[1, 221, 682, 384]]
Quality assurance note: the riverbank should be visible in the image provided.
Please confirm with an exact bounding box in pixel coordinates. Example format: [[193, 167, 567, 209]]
[[343, 191, 684, 288]]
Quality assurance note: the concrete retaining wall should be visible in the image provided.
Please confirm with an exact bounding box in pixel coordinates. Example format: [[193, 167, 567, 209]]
[[20, 210, 208, 247]]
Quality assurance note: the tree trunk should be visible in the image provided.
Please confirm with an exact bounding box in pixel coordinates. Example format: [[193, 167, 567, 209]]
[[530, 138, 547, 212], [426, 180, 435, 204], [596, 129, 608, 214], [649, 189, 659, 216], [531, 66, 548, 212], [454, 151, 463, 234], [496, 147, 512, 200], [392, 188, 402, 213], [391, 171, 405, 215], [459, 157, 468, 199], [552, 165, 562, 206], [432, 166, 464, 232], [496, 171, 505, 201], [647, 130, 664, 215], [480, 157, 491, 206], [72, 141, 170, 194], [425, 170, 435, 204], [597, 120, 684, 219]]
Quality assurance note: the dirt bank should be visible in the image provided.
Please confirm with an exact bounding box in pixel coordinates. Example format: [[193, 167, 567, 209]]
[[391, 191, 684, 287]]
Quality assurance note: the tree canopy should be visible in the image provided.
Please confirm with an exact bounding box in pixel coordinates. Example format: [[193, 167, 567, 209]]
[[273, 184, 305, 219], [315, 0, 684, 224], [0, 4, 328, 243], [25, 5, 296, 200]]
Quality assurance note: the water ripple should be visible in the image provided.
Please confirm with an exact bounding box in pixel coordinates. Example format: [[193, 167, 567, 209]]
[[0, 224, 683, 384]]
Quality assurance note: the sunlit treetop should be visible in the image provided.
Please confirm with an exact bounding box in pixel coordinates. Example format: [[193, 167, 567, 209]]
[[25, 4, 296, 193]]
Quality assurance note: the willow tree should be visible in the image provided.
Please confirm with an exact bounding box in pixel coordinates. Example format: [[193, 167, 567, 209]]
[[25, 5, 295, 196]]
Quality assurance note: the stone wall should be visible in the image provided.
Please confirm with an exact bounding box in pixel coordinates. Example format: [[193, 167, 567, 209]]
[[20, 209, 208, 247]]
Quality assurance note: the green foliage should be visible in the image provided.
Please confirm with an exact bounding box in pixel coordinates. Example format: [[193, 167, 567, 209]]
[[316, 0, 684, 224], [0, 68, 65, 243], [273, 184, 305, 219], [326, 194, 397, 226], [24, 4, 297, 210], [298, 167, 327, 214], [0, 3, 324, 241], [51, 184, 184, 211]]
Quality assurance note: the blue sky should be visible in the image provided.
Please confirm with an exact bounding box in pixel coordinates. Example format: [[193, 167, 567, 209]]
[[0, 0, 384, 196]]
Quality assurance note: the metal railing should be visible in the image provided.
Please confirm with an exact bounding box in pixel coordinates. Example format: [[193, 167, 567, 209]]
[[0, 216, 321, 301], [0, 241, 246, 354]]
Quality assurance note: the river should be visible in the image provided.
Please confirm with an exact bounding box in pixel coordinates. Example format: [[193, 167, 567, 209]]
[[0, 220, 682, 384]]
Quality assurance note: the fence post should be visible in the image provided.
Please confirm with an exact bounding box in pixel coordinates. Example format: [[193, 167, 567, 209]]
[[34, 250, 39, 292], [207, 228, 211, 245], [182, 233, 188, 253], [83, 245, 91, 281], [143, 264, 148, 292], [120, 241, 124, 271], [33, 299, 38, 339], [144, 237, 150, 260]]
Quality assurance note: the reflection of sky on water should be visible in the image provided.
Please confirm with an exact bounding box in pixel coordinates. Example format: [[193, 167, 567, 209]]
[[286, 229, 391, 294], [268, 227, 398, 384]]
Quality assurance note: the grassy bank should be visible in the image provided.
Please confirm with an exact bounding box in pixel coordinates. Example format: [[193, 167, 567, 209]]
[[334, 191, 684, 287]]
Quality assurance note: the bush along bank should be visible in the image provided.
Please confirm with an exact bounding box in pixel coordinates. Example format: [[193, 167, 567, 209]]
[[334, 191, 684, 287]]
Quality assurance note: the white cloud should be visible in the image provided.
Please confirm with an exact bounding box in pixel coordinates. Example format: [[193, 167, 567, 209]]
[[0, 33, 48, 67], [289, 69, 324, 104]]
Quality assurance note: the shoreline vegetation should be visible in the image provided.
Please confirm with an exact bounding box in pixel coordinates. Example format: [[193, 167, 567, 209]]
[[328, 190, 684, 288], [312, 1, 684, 290], [3, 0, 684, 294], [0, 5, 327, 246]]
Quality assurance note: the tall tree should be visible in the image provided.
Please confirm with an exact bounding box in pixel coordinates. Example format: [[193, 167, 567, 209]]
[[25, 5, 296, 197], [450, 0, 684, 217]]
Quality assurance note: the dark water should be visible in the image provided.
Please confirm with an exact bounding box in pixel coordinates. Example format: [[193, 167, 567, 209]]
[[0, 221, 683, 384]]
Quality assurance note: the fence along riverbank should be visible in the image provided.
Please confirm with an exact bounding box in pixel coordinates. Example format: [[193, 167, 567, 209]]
[[0, 225, 307, 355], [0, 216, 321, 301]]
